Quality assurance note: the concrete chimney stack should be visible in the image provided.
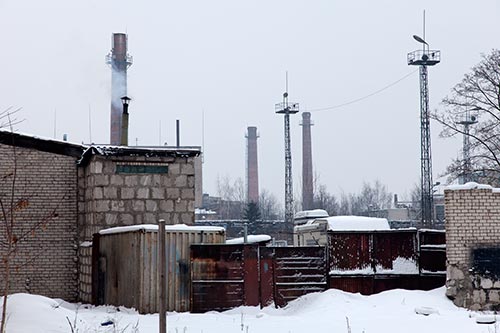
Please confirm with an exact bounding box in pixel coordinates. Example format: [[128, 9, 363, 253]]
[[246, 126, 259, 203], [301, 112, 314, 210], [107, 33, 132, 145]]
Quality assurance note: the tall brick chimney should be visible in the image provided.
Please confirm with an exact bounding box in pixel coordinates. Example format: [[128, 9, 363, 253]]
[[246, 127, 259, 203], [107, 33, 132, 145], [301, 112, 314, 210]]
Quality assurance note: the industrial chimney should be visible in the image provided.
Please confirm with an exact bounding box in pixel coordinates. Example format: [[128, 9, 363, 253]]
[[300, 112, 314, 210], [106, 33, 133, 145], [246, 126, 259, 203]]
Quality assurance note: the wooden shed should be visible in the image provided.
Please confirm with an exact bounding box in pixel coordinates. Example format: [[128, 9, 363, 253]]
[[92, 224, 225, 313]]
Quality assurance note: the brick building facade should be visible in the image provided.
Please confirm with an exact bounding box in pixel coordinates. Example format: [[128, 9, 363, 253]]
[[0, 131, 200, 302], [445, 183, 500, 310]]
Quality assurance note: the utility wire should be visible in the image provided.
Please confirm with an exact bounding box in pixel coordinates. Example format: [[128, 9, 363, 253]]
[[308, 69, 418, 112]]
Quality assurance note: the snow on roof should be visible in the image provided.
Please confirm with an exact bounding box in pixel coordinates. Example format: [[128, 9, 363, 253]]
[[226, 235, 272, 245], [294, 209, 329, 220], [195, 208, 217, 215], [99, 224, 225, 235], [318, 215, 391, 231], [0, 129, 85, 147], [445, 182, 500, 193]]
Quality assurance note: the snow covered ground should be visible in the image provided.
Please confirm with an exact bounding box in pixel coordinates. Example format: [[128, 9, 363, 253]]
[[2, 287, 498, 333]]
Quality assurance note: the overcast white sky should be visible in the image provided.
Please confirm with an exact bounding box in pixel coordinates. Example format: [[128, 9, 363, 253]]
[[1, 0, 499, 203]]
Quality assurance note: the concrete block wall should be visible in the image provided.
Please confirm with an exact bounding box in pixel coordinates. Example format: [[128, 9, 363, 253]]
[[0, 143, 79, 301], [445, 185, 500, 310], [79, 155, 196, 240]]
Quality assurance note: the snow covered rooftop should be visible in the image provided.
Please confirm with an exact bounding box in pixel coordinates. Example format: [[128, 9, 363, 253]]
[[99, 224, 225, 235], [0, 130, 201, 164], [445, 182, 500, 193], [225, 234, 272, 244], [294, 209, 329, 220], [318, 215, 391, 231], [195, 208, 217, 215]]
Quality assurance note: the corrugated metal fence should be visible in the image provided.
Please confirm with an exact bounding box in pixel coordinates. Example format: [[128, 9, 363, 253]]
[[329, 230, 445, 294], [191, 245, 326, 312]]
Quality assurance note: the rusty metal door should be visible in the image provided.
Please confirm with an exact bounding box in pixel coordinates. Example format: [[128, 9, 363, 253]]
[[256, 246, 328, 308]]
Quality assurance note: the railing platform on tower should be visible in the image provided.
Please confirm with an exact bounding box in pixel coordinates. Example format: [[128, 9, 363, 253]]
[[275, 102, 299, 114], [407, 49, 440, 66]]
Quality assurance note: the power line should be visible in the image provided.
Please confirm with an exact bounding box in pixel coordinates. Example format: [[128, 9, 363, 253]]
[[308, 69, 418, 112]]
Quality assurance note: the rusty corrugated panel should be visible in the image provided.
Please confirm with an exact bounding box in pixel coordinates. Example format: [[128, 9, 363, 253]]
[[329, 232, 371, 273], [419, 230, 446, 275], [191, 244, 247, 313], [259, 247, 275, 307], [243, 246, 260, 306], [373, 275, 420, 293], [372, 230, 418, 274], [272, 247, 327, 307], [329, 276, 374, 295], [418, 275, 446, 290], [419, 229, 445, 245]]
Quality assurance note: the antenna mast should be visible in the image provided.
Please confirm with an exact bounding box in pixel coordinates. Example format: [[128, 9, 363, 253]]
[[275, 73, 299, 226], [407, 11, 441, 228], [457, 108, 477, 184]]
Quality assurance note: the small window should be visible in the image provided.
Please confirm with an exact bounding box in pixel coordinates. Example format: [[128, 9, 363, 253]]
[[116, 163, 168, 174], [472, 248, 500, 278]]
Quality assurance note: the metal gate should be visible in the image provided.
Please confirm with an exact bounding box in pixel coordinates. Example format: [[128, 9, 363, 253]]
[[191, 245, 327, 312]]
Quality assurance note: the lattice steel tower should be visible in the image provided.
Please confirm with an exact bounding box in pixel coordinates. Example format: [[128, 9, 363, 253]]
[[457, 110, 477, 184], [275, 90, 299, 226], [407, 31, 440, 228]]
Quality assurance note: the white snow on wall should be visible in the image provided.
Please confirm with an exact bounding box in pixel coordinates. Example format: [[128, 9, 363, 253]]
[[445, 182, 500, 193], [376, 257, 419, 275], [294, 209, 329, 220], [329, 265, 374, 275], [320, 216, 391, 231], [226, 235, 271, 244], [99, 224, 225, 235]]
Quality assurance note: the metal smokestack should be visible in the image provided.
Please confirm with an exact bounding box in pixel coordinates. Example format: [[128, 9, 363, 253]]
[[300, 112, 314, 210], [246, 126, 259, 203], [107, 33, 132, 145], [120, 96, 131, 146]]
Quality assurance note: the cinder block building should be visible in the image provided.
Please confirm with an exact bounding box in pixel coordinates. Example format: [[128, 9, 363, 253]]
[[0, 130, 200, 302]]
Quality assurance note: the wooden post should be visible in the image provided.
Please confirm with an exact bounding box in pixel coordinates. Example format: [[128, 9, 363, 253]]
[[158, 219, 166, 333]]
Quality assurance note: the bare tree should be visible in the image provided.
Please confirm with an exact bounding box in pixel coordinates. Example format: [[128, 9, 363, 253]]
[[259, 189, 282, 221], [312, 184, 339, 216], [215, 175, 245, 219], [433, 49, 500, 185], [335, 181, 392, 216], [338, 192, 351, 215], [0, 107, 22, 130]]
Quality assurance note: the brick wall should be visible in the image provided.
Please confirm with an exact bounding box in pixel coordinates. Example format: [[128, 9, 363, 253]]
[[0, 143, 78, 301], [445, 185, 500, 310]]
